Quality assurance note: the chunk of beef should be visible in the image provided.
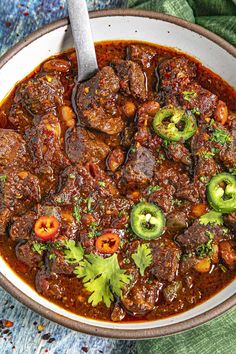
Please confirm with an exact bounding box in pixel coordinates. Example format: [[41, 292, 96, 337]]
[[176, 220, 231, 253], [26, 113, 69, 185], [135, 101, 160, 146], [166, 142, 192, 166], [154, 161, 190, 189], [148, 184, 175, 213], [128, 45, 156, 68], [224, 213, 236, 232], [0, 129, 28, 171], [0, 208, 11, 235], [49, 250, 74, 275], [219, 241, 236, 267], [8, 104, 31, 132], [121, 146, 155, 188], [15, 74, 64, 116], [159, 57, 197, 93], [122, 278, 159, 316], [51, 163, 118, 206], [178, 83, 218, 117], [179, 255, 197, 274], [112, 59, 147, 100], [2, 170, 41, 215], [15, 241, 42, 268], [65, 127, 110, 164], [150, 239, 181, 282], [77, 66, 124, 135], [111, 303, 125, 322], [194, 157, 220, 180], [35, 268, 66, 300], [218, 122, 236, 168], [175, 183, 202, 204], [10, 211, 37, 241], [166, 209, 189, 232]]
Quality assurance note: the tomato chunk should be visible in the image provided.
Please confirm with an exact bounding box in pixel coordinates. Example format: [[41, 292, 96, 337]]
[[34, 216, 60, 241], [95, 233, 120, 254]]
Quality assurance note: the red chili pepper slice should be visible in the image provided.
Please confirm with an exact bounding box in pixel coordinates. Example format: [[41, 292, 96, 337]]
[[34, 216, 60, 241], [95, 233, 120, 254]]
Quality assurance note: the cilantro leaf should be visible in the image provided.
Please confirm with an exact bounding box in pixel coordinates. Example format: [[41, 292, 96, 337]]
[[199, 211, 223, 226], [74, 253, 131, 307], [210, 128, 231, 145], [131, 244, 153, 276], [63, 240, 84, 264], [147, 185, 161, 195], [182, 91, 197, 102], [32, 242, 49, 255], [0, 175, 7, 182], [88, 221, 100, 238], [73, 204, 81, 223]]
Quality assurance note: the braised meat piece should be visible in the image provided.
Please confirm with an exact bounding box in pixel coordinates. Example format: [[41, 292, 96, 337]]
[[150, 239, 181, 282], [10, 211, 37, 241], [65, 127, 110, 164], [176, 220, 231, 253], [148, 184, 175, 213], [0, 129, 28, 171], [224, 212, 236, 232], [122, 277, 159, 315], [26, 113, 69, 186], [77, 66, 124, 135], [135, 101, 160, 147], [121, 146, 155, 188], [159, 57, 197, 93], [15, 241, 42, 268], [166, 209, 189, 232], [178, 83, 218, 117], [112, 59, 147, 100], [35, 268, 66, 300], [0, 208, 11, 235], [8, 104, 31, 132], [218, 121, 236, 168], [128, 44, 156, 68], [165, 142, 192, 166], [15, 74, 64, 116], [49, 250, 74, 275], [2, 170, 41, 215]]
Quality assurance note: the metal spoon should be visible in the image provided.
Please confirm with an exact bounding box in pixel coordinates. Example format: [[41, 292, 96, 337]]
[[68, 0, 98, 83]]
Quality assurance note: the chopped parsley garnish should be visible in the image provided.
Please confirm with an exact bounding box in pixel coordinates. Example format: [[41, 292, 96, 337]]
[[0, 175, 7, 182], [98, 181, 106, 187], [147, 185, 161, 195], [63, 240, 84, 264], [74, 253, 131, 307], [73, 204, 81, 223], [69, 173, 76, 179], [201, 150, 215, 159], [199, 211, 223, 226], [191, 107, 200, 115], [196, 231, 214, 258], [219, 264, 227, 272], [87, 197, 93, 213], [88, 221, 100, 238], [32, 242, 49, 255], [182, 91, 197, 102], [199, 176, 208, 183], [210, 128, 232, 145], [131, 244, 153, 276], [49, 253, 56, 260]]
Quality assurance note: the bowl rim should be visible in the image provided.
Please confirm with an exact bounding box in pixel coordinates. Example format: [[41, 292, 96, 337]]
[[0, 8, 235, 340]]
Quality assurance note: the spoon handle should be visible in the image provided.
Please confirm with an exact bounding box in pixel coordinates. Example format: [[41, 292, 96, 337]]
[[68, 0, 98, 82]]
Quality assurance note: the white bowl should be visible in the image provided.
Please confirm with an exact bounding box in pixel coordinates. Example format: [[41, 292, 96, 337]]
[[0, 9, 235, 339]]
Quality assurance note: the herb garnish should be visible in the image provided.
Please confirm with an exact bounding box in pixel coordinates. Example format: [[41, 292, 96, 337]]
[[98, 181, 106, 187], [147, 185, 161, 195], [88, 221, 100, 238], [196, 231, 214, 258], [73, 204, 81, 223], [210, 128, 232, 145], [199, 211, 223, 226], [131, 244, 153, 276], [0, 175, 7, 182], [32, 242, 49, 255], [63, 240, 84, 264], [182, 91, 197, 102], [74, 253, 131, 307]]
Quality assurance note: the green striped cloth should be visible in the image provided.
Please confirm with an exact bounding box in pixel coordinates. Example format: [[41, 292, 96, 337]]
[[126, 0, 236, 353], [127, 0, 236, 46]]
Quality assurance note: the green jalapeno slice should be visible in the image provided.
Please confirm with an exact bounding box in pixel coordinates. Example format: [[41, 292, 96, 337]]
[[207, 173, 236, 213], [153, 106, 197, 142], [130, 202, 165, 240]]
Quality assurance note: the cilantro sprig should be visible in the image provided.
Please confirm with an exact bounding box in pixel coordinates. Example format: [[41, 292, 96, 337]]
[[74, 253, 131, 307], [63, 240, 84, 264], [199, 211, 223, 226], [131, 244, 153, 276], [182, 91, 197, 102], [210, 128, 231, 145]]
